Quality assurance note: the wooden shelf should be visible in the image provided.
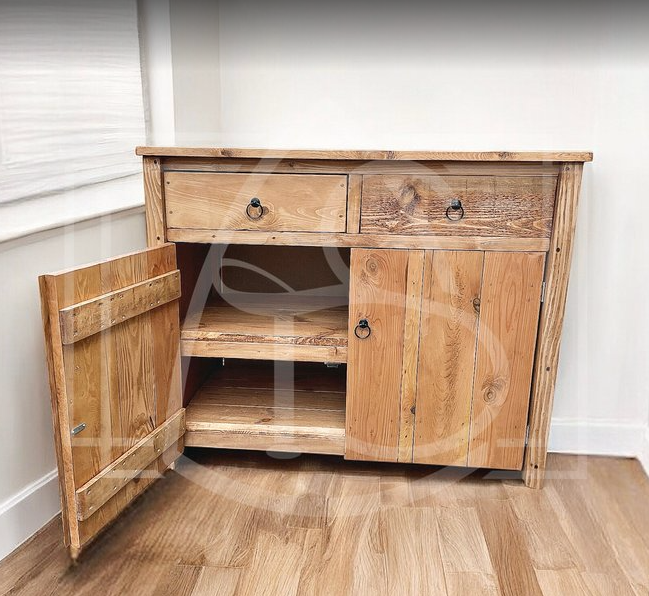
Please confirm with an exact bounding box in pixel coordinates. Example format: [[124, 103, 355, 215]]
[[185, 361, 346, 455], [181, 295, 348, 363]]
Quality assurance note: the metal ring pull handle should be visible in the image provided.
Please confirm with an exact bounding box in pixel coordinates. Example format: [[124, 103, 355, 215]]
[[354, 319, 371, 339], [445, 198, 464, 221], [246, 197, 264, 220]]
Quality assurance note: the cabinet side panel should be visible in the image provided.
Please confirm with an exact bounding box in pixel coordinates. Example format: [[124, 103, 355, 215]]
[[468, 252, 545, 470], [414, 250, 483, 466], [346, 249, 409, 462], [524, 163, 584, 488]]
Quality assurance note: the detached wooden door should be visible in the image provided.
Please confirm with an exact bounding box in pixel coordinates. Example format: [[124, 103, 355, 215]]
[[347, 248, 545, 471], [39, 244, 184, 559]]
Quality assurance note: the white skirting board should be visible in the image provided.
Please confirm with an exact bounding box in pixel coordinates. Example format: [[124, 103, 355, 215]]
[[1, 420, 648, 563], [0, 469, 60, 562], [548, 418, 648, 460], [639, 428, 649, 478]]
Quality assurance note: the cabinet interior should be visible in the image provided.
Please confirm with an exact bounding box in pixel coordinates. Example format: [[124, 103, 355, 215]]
[[177, 243, 350, 454]]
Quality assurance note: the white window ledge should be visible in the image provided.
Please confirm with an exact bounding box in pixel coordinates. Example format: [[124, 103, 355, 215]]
[[0, 174, 145, 244]]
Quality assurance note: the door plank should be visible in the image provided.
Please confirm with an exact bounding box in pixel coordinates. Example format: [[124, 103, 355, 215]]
[[107, 251, 157, 449], [397, 250, 425, 462], [468, 252, 545, 470], [346, 249, 410, 462], [59, 262, 119, 490], [147, 248, 183, 431], [414, 250, 483, 466], [39, 276, 84, 549]]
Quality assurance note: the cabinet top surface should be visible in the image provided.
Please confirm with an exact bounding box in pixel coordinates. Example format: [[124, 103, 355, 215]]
[[135, 146, 593, 162]]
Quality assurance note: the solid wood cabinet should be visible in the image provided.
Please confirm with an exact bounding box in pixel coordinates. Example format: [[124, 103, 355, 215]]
[[39, 148, 591, 558]]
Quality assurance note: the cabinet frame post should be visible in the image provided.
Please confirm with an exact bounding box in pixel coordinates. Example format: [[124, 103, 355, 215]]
[[523, 163, 584, 488], [143, 156, 166, 246]]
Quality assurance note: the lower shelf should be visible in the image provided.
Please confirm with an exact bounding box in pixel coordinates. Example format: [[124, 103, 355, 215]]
[[185, 361, 347, 455]]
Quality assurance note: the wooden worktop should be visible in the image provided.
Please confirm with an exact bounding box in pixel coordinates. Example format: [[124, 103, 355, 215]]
[[135, 147, 593, 162]]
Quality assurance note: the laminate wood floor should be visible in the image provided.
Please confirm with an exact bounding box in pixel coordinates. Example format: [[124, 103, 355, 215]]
[[2, 452, 648, 596]]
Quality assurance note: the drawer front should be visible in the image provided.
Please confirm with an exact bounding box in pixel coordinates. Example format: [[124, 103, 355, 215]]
[[360, 175, 556, 237], [165, 172, 348, 232]]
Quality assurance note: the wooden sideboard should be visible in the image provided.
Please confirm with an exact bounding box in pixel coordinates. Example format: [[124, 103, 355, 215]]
[[39, 148, 591, 558]]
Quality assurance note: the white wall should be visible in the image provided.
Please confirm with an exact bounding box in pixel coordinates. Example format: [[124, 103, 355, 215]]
[[166, 2, 649, 459], [0, 210, 147, 560]]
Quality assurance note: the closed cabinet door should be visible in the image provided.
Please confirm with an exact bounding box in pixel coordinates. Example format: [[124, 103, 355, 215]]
[[346, 248, 545, 470], [345, 249, 416, 462]]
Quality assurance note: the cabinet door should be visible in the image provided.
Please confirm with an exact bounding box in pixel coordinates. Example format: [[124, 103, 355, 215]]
[[467, 252, 545, 469], [39, 244, 184, 558], [412, 251, 544, 469], [347, 248, 545, 471], [345, 248, 425, 462], [413, 251, 483, 466]]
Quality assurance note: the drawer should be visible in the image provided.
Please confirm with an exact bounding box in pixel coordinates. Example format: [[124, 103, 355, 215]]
[[360, 175, 557, 237], [165, 172, 348, 233]]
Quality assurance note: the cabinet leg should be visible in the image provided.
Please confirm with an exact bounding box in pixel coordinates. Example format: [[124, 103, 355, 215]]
[[68, 545, 81, 563], [523, 456, 545, 489]]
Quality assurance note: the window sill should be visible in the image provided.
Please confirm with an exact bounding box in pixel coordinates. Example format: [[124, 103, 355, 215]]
[[0, 175, 145, 245]]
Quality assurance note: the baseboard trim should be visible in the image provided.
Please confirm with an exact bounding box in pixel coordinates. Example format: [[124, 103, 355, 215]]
[[548, 418, 646, 458], [0, 470, 60, 561], [638, 427, 649, 477]]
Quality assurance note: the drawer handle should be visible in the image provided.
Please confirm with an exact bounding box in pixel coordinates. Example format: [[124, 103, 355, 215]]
[[354, 319, 371, 339], [445, 199, 464, 221], [246, 197, 264, 220]]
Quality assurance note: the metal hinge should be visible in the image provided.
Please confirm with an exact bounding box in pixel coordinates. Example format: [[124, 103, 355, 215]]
[[71, 423, 86, 436], [540, 281, 547, 303], [525, 425, 530, 446]]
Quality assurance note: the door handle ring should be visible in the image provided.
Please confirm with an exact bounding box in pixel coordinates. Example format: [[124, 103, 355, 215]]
[[354, 319, 371, 339], [445, 199, 464, 221], [246, 197, 264, 220]]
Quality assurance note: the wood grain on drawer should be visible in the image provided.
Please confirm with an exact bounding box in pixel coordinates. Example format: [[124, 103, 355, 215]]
[[164, 172, 348, 232], [360, 175, 557, 237]]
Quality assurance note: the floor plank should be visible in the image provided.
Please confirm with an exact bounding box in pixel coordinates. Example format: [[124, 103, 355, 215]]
[[0, 453, 647, 596]]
